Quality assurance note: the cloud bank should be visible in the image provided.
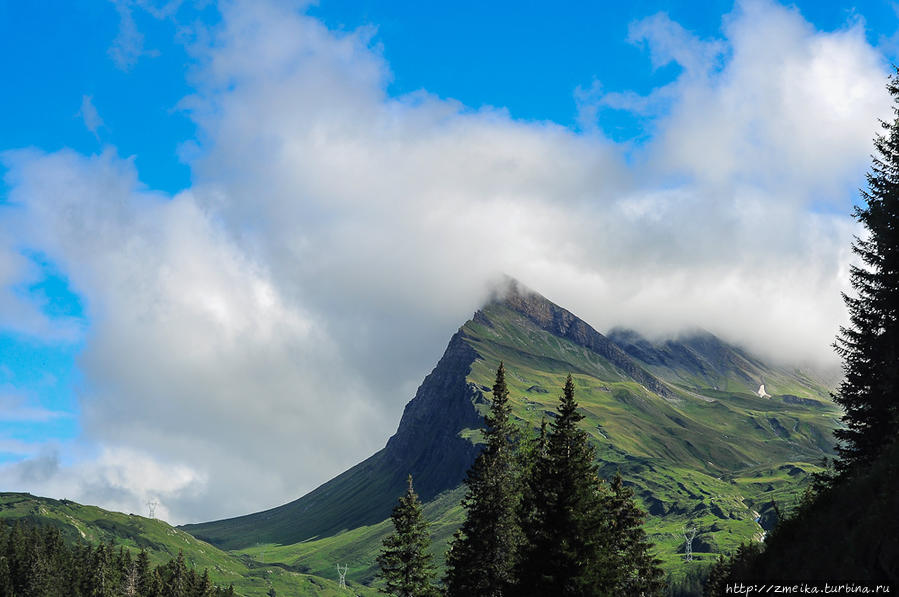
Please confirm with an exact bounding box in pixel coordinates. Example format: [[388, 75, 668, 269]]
[[0, 0, 889, 523]]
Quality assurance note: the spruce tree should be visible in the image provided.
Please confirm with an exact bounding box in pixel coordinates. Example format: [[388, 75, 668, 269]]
[[153, 568, 167, 596], [445, 362, 521, 597], [197, 568, 214, 597], [136, 549, 154, 596], [121, 549, 139, 597], [74, 542, 94, 595], [24, 526, 51, 597], [600, 473, 665, 596], [376, 475, 438, 597], [516, 417, 547, 554], [833, 70, 899, 476], [90, 542, 116, 597], [165, 550, 189, 597], [514, 374, 607, 597], [0, 554, 10, 596], [6, 522, 27, 591]]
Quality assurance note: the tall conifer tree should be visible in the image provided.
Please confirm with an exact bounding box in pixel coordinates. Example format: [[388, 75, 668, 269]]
[[444, 362, 521, 597], [834, 70, 899, 475], [600, 473, 665, 595], [514, 374, 607, 596], [376, 475, 439, 597], [136, 549, 154, 596], [516, 417, 547, 552], [0, 555, 10, 596]]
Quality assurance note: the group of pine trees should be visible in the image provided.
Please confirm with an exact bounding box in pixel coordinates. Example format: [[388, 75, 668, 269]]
[[377, 364, 665, 596], [703, 71, 899, 592], [0, 519, 234, 597]]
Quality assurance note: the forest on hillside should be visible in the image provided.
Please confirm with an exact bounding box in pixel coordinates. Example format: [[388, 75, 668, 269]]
[[0, 520, 235, 597]]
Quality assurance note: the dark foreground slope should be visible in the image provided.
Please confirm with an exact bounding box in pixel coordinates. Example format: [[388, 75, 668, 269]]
[[183, 282, 840, 582]]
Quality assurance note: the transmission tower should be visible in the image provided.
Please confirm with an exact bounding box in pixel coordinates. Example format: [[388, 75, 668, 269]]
[[336, 563, 348, 590], [683, 526, 697, 561], [146, 499, 159, 519]]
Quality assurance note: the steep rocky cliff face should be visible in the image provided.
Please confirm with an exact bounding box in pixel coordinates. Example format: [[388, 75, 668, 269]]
[[182, 329, 485, 549], [381, 330, 485, 500]]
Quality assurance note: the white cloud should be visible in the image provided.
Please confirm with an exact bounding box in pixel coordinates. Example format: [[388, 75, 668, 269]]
[[0, 392, 71, 422], [610, 0, 888, 201], [0, 0, 890, 522], [0, 438, 46, 456], [108, 0, 148, 71], [78, 96, 104, 139], [2, 147, 385, 519], [0, 218, 82, 341], [0, 446, 203, 523], [135, 0, 185, 20], [107, 0, 180, 71], [628, 12, 727, 74]]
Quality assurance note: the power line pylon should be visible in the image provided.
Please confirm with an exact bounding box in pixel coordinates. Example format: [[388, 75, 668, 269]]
[[336, 563, 348, 590], [683, 526, 697, 561]]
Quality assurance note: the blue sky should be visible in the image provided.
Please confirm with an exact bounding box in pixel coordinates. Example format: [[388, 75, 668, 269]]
[[4, 1, 896, 193], [0, 0, 896, 522]]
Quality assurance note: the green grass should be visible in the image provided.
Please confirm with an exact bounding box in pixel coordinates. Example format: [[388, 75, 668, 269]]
[[236, 487, 467, 589]]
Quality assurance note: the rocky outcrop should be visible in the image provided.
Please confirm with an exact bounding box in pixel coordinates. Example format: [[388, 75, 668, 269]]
[[498, 282, 675, 399], [382, 330, 484, 500], [781, 394, 823, 407]]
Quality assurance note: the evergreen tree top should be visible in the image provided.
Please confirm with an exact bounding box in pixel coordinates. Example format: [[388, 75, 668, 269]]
[[556, 374, 582, 424], [485, 361, 512, 440], [493, 361, 507, 397], [832, 68, 899, 476], [444, 362, 521, 597], [377, 474, 438, 597]]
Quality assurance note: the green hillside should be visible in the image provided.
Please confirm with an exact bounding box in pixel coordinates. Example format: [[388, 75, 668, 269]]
[[182, 283, 840, 591], [0, 493, 378, 597]]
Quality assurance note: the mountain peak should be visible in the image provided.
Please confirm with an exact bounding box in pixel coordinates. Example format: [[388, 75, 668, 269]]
[[486, 275, 539, 304], [479, 278, 676, 400], [487, 276, 578, 332]]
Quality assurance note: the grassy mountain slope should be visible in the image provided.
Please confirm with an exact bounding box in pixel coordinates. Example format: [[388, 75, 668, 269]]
[[183, 283, 840, 588], [236, 486, 467, 586], [457, 297, 838, 575], [0, 492, 377, 597]]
